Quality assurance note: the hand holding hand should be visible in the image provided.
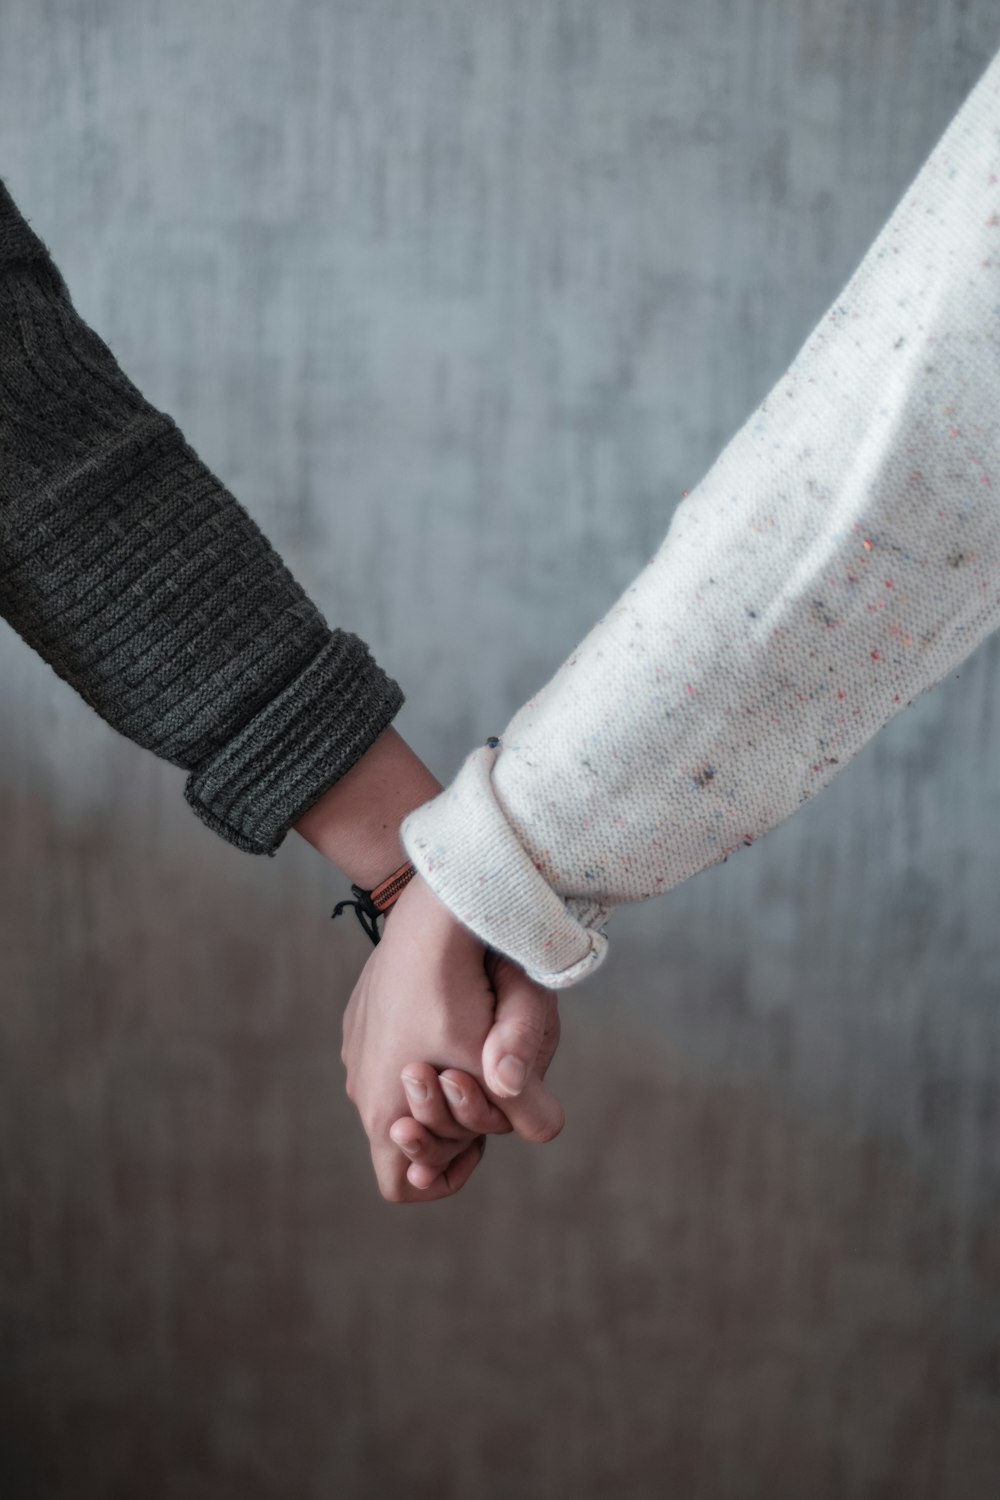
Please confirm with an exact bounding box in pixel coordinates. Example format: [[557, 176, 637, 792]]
[[391, 944, 563, 1188], [341, 875, 563, 1203]]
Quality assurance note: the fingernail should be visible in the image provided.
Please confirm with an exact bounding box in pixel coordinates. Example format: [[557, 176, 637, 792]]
[[400, 1137, 422, 1156], [495, 1055, 527, 1094], [403, 1074, 428, 1102], [440, 1077, 464, 1108]]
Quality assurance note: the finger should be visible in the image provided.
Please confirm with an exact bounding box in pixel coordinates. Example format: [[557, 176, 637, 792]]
[[372, 1135, 480, 1205], [441, 1135, 486, 1193], [400, 1063, 469, 1139], [436, 1069, 513, 1136], [499, 1073, 565, 1145], [408, 1135, 485, 1193], [389, 1117, 473, 1175], [481, 960, 551, 1098], [371, 1136, 419, 1203], [406, 1155, 448, 1190]]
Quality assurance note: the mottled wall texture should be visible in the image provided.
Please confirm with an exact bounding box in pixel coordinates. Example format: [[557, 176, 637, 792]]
[[2, 2, 1000, 1496]]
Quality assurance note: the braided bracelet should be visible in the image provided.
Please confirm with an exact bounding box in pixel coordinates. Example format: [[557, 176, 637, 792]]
[[331, 860, 418, 945]]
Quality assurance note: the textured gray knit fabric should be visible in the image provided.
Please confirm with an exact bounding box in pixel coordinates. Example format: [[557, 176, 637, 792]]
[[0, 181, 403, 854]]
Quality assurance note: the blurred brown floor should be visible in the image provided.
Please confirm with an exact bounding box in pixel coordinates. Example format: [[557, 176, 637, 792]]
[[2, 789, 999, 1500]]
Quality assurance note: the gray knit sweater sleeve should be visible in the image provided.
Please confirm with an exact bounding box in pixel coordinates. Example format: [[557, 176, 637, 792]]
[[0, 181, 403, 854]]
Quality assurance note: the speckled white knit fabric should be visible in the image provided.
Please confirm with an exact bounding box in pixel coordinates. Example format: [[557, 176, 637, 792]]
[[403, 49, 1000, 989]]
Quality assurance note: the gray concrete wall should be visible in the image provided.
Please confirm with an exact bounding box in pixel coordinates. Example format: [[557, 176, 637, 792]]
[[2, 2, 1000, 1495]]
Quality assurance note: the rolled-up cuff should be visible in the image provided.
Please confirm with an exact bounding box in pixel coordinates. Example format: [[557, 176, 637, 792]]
[[401, 742, 609, 989], [185, 633, 404, 855]]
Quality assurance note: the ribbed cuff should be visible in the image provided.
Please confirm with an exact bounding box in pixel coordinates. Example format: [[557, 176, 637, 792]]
[[185, 633, 404, 855], [401, 742, 610, 989]]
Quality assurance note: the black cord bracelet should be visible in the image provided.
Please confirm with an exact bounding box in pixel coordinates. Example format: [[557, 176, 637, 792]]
[[331, 861, 418, 946]]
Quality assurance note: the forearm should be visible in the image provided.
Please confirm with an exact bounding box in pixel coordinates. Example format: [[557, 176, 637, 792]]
[[293, 727, 441, 886], [402, 46, 1000, 986], [0, 180, 403, 853]]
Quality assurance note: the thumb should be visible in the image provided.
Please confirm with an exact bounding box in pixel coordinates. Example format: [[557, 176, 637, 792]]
[[482, 959, 565, 1144], [482, 956, 550, 1099], [502, 1072, 565, 1145]]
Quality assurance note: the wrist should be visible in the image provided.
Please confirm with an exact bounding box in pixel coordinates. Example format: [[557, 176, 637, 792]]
[[293, 727, 442, 887]]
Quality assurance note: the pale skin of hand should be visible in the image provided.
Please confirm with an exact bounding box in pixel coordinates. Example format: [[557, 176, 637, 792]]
[[341, 873, 563, 1203], [295, 725, 565, 1202]]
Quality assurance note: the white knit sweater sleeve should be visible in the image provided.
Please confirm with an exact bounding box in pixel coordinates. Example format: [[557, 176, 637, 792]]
[[402, 50, 1000, 989]]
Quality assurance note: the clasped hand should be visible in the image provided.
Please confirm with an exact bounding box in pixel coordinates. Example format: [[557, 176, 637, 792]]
[[341, 876, 563, 1202]]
